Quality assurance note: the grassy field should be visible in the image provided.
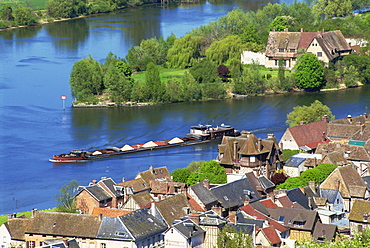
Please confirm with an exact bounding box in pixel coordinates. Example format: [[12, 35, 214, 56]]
[[0, 0, 48, 10], [0, 208, 57, 225], [132, 67, 187, 83]]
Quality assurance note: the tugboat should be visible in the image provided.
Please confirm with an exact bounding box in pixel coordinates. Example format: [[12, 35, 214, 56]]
[[50, 150, 90, 162]]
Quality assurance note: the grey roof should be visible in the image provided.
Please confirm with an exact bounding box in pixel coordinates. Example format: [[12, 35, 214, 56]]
[[100, 178, 121, 197], [268, 207, 318, 231], [362, 176, 370, 191], [227, 223, 254, 236], [320, 189, 341, 204], [210, 178, 262, 209], [199, 211, 227, 227], [172, 219, 205, 239], [285, 156, 306, 167], [97, 217, 133, 240], [312, 222, 337, 241], [189, 183, 218, 206], [119, 208, 167, 241], [236, 212, 264, 228], [84, 184, 111, 201], [258, 176, 275, 189], [287, 188, 310, 209], [250, 201, 271, 216]]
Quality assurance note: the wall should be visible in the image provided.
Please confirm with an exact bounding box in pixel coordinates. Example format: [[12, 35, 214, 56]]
[[241, 51, 265, 65]]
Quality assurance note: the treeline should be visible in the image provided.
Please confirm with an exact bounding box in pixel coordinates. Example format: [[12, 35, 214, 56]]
[[70, 2, 370, 104], [0, 0, 159, 29]]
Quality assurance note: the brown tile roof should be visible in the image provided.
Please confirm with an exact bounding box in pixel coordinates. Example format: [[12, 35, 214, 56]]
[[26, 211, 102, 238], [260, 199, 278, 209], [131, 191, 154, 208], [92, 207, 132, 217], [288, 120, 328, 148], [150, 181, 186, 194], [316, 143, 370, 161], [187, 195, 206, 212], [322, 151, 349, 166], [135, 166, 172, 185], [261, 226, 282, 245], [348, 199, 370, 222], [117, 178, 150, 193], [327, 123, 364, 140], [298, 32, 320, 49], [5, 218, 29, 241], [316, 30, 351, 61], [155, 193, 193, 226], [268, 207, 318, 231], [312, 222, 337, 241]]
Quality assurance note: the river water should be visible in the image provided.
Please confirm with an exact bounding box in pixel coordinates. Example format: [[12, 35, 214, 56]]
[[0, 0, 369, 215]]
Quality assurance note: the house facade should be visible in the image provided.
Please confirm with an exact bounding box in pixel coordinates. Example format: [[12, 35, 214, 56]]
[[265, 29, 352, 69]]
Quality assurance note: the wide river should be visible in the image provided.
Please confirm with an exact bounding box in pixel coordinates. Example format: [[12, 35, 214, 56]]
[[0, 0, 369, 215]]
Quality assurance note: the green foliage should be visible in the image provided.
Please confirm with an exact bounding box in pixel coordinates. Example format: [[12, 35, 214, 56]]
[[189, 59, 218, 84], [286, 100, 334, 127], [276, 176, 306, 190], [186, 160, 227, 186], [313, 0, 353, 17], [205, 35, 243, 66], [282, 149, 299, 161], [217, 225, 253, 248], [171, 168, 192, 184], [166, 34, 201, 69], [70, 55, 104, 101], [13, 4, 38, 26], [233, 64, 266, 95], [55, 180, 79, 213], [218, 8, 249, 36], [295, 53, 325, 91], [145, 62, 164, 102], [126, 46, 153, 72], [343, 54, 370, 84], [270, 16, 289, 31]]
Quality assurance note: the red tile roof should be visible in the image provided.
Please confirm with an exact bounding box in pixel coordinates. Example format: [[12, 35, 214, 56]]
[[261, 226, 282, 245], [288, 120, 328, 148], [260, 199, 278, 209], [92, 207, 132, 217]]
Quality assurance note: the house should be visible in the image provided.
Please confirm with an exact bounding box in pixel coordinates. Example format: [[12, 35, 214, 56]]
[[284, 153, 322, 177], [121, 191, 154, 211], [256, 226, 282, 247], [150, 193, 194, 226], [312, 222, 338, 242], [279, 117, 329, 152], [216, 131, 282, 179], [327, 113, 370, 142], [187, 180, 218, 211], [196, 211, 227, 248], [164, 219, 205, 248], [36, 239, 79, 248], [149, 180, 186, 201], [75, 178, 125, 214], [91, 207, 132, 217], [319, 165, 368, 211], [117, 178, 150, 195], [210, 177, 263, 217], [97, 208, 167, 248], [24, 210, 103, 248], [0, 214, 29, 248], [265, 29, 352, 69], [319, 188, 345, 212], [135, 166, 172, 185], [348, 199, 370, 233]]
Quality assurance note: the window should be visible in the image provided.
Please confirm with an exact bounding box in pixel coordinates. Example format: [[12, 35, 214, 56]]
[[279, 48, 284, 52], [290, 49, 295, 52], [101, 244, 106, 248], [250, 156, 255, 162], [29, 241, 35, 248], [269, 57, 273, 60], [278, 216, 285, 222], [317, 52, 322, 57], [292, 58, 296, 61], [274, 60, 278, 66]]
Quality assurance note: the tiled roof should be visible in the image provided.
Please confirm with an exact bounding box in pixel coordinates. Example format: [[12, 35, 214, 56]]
[[92, 207, 132, 217], [80, 184, 112, 201], [210, 178, 262, 209], [348, 199, 370, 222], [287, 188, 310, 209], [189, 182, 218, 206], [26, 211, 102, 238], [287, 120, 328, 148], [259, 199, 278, 209], [117, 178, 150, 193], [150, 181, 186, 194], [5, 217, 29, 241], [323, 151, 348, 166], [155, 194, 193, 226], [119, 208, 167, 240], [261, 226, 281, 245], [268, 207, 318, 231], [316, 143, 370, 161], [188, 195, 206, 212], [97, 216, 133, 240], [99, 178, 121, 197], [312, 222, 337, 241], [135, 166, 172, 185], [131, 191, 154, 208]]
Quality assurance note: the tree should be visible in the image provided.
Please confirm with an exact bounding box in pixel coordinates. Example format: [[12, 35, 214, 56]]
[[186, 160, 226, 186], [171, 167, 192, 184], [166, 34, 201, 68], [270, 16, 289, 31], [13, 4, 38, 26], [294, 53, 325, 91], [145, 62, 164, 102], [270, 172, 288, 185], [276, 176, 306, 190], [55, 180, 79, 213], [205, 35, 243, 66], [286, 100, 334, 127], [217, 225, 253, 248], [313, 0, 352, 17], [218, 64, 231, 82], [189, 59, 218, 84], [126, 46, 152, 72]]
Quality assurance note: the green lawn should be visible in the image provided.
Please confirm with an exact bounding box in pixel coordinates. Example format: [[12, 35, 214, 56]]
[[132, 67, 187, 83], [0, 0, 48, 10]]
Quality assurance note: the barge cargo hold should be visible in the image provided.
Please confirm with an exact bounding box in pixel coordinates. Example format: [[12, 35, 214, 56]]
[[49, 124, 239, 163]]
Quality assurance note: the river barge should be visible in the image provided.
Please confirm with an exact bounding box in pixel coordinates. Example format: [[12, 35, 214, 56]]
[[49, 124, 239, 163]]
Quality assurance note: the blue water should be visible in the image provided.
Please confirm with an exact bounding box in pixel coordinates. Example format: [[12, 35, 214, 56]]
[[1, 0, 369, 215]]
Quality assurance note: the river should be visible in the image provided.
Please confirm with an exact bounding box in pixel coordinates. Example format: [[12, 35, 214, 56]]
[[0, 0, 369, 215]]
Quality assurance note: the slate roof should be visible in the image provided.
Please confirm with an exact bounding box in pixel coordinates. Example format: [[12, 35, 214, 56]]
[[258, 175, 275, 190], [92, 207, 132, 217], [135, 166, 172, 185], [189, 182, 218, 206], [155, 194, 193, 226], [118, 208, 167, 241], [99, 178, 121, 197], [348, 199, 370, 222], [131, 191, 154, 208], [312, 222, 337, 241], [316, 143, 370, 161], [77, 184, 111, 201], [227, 222, 254, 236], [97, 216, 132, 240], [284, 156, 306, 168], [287, 188, 310, 209], [199, 211, 227, 227], [117, 178, 150, 193], [319, 189, 341, 204], [171, 219, 205, 239], [26, 211, 102, 238], [362, 176, 370, 191], [210, 178, 262, 209], [268, 207, 318, 231], [236, 212, 264, 228], [4, 217, 29, 241]]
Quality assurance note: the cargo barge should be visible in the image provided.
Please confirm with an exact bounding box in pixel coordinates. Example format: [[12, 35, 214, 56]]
[[49, 124, 239, 163]]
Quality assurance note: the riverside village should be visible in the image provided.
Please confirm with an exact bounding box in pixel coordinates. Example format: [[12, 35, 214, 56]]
[[1, 29, 370, 247]]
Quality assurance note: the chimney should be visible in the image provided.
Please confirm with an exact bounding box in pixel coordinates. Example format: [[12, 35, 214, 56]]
[[308, 181, 316, 194], [347, 115, 352, 124], [322, 115, 329, 123], [241, 130, 250, 137], [258, 138, 262, 151], [98, 213, 103, 221], [267, 133, 274, 139], [233, 141, 239, 160], [228, 211, 237, 223], [284, 28, 289, 32], [244, 198, 250, 206], [300, 121, 306, 125], [31, 208, 38, 218], [8, 213, 16, 220], [122, 177, 125, 183], [92, 179, 97, 185], [300, 28, 303, 32], [322, 132, 327, 142], [202, 179, 210, 189]]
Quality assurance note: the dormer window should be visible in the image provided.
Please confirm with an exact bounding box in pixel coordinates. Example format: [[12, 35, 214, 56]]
[[279, 48, 284, 52]]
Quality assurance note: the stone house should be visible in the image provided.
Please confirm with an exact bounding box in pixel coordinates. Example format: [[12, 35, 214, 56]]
[[135, 166, 172, 186], [319, 165, 368, 212], [149, 180, 186, 201], [0, 215, 29, 248], [187, 180, 218, 211], [216, 131, 282, 179], [348, 199, 370, 233], [283, 153, 323, 177], [256, 226, 282, 247], [121, 191, 154, 211], [265, 29, 352, 69], [164, 219, 205, 248]]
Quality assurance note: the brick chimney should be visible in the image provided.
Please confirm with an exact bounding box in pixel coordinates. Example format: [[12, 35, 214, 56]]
[[202, 179, 210, 189], [322, 115, 329, 123], [233, 141, 239, 161]]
